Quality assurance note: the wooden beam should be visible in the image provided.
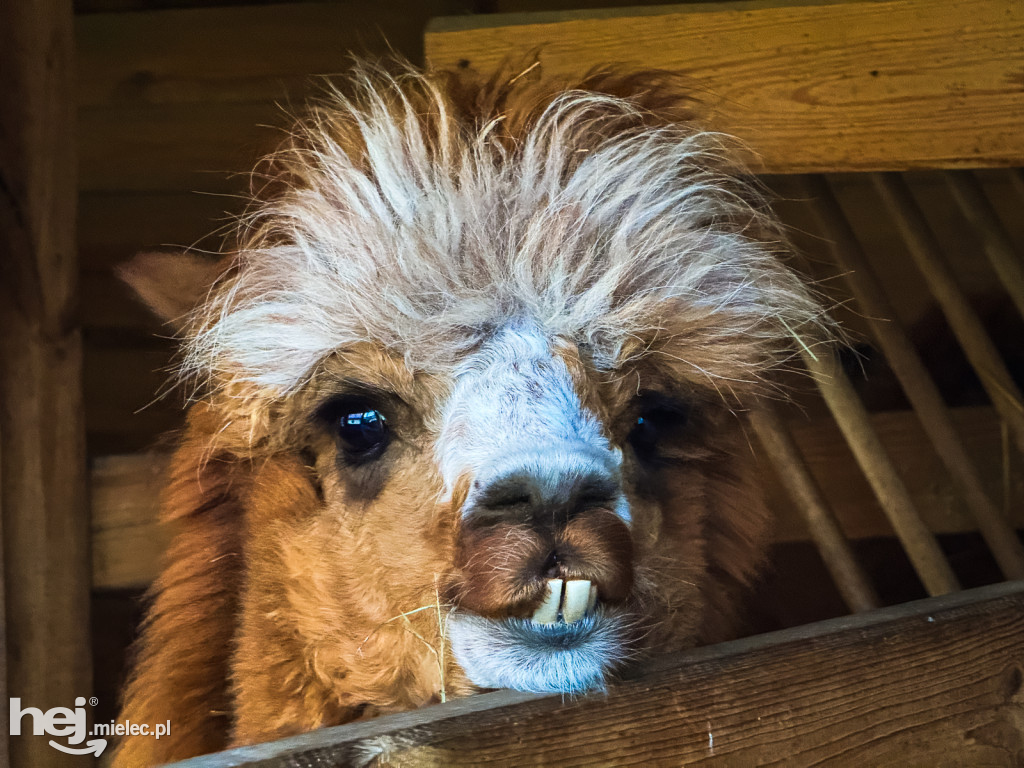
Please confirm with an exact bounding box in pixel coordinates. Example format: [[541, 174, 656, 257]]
[[76, 1, 471, 110], [91, 454, 170, 591], [0, 1, 91, 766], [90, 407, 1024, 590], [170, 581, 1024, 766], [425, 0, 1024, 173], [75, 1, 473, 194]]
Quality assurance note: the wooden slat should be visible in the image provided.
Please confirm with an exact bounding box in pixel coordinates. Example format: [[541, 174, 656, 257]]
[[0, 2, 91, 766], [946, 171, 1024, 320], [171, 581, 1024, 766], [802, 351, 959, 595], [90, 406, 1024, 590], [425, 0, 1024, 173], [750, 407, 879, 613], [873, 172, 1024, 458], [799, 174, 1024, 580]]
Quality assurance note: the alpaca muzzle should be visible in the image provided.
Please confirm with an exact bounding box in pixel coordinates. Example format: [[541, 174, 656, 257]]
[[449, 448, 635, 622]]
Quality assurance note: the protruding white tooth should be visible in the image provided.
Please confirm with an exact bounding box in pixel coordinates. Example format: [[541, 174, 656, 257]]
[[532, 579, 563, 624], [562, 580, 591, 624], [587, 584, 598, 614]]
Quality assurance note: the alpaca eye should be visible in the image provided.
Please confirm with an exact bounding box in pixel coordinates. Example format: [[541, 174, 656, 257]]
[[628, 396, 691, 461], [336, 408, 389, 461]]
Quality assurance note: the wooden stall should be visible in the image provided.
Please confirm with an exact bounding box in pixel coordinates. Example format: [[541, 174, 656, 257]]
[[2, 0, 1022, 765]]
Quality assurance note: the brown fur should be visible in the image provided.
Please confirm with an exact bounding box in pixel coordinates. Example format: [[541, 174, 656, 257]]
[[114, 61, 824, 765]]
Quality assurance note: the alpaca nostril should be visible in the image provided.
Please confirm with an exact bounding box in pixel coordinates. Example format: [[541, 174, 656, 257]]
[[476, 476, 536, 512]]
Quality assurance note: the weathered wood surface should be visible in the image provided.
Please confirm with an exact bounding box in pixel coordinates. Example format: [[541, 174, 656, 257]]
[[802, 350, 959, 596], [799, 174, 1024, 581], [76, 1, 471, 194], [90, 406, 1023, 590], [750, 407, 879, 613], [426, 0, 1024, 173], [0, 1, 91, 766], [170, 580, 1024, 767], [91, 453, 172, 591]]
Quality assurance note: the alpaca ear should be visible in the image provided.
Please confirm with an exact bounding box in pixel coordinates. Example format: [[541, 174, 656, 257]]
[[118, 251, 228, 332]]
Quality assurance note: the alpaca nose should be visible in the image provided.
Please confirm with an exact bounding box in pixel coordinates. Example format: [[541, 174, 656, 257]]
[[467, 455, 624, 529], [452, 447, 634, 620]]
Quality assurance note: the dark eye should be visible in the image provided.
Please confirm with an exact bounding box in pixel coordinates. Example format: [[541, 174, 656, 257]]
[[316, 396, 392, 464], [628, 396, 691, 462], [337, 408, 389, 461]]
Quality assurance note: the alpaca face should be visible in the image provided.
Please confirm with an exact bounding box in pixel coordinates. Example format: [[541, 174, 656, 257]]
[[281, 317, 751, 702], [116, 64, 828, 762]]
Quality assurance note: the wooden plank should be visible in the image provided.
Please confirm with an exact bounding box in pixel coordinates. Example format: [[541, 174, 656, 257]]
[[425, 0, 1024, 173], [90, 406, 1023, 590], [772, 406, 1024, 542], [79, 101, 282, 193], [91, 454, 170, 591], [0, 1, 91, 766], [75, 2, 473, 193], [170, 581, 1024, 766], [79, 191, 241, 273], [76, 1, 472, 109], [83, 342, 186, 455]]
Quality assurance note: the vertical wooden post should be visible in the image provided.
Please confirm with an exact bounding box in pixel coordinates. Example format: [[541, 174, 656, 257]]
[[0, 430, 7, 768], [0, 2, 91, 767]]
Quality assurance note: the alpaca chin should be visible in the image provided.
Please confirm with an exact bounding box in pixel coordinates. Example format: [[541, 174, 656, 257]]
[[448, 610, 629, 693]]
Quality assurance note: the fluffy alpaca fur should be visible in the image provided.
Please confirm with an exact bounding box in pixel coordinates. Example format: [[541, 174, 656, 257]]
[[115, 60, 827, 766]]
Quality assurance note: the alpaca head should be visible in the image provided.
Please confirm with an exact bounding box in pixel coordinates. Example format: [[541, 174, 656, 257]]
[[120, 62, 826, 757]]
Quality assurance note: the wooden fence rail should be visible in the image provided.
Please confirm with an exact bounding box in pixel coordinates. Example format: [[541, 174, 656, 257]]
[[425, 0, 1024, 174], [169, 581, 1024, 767]]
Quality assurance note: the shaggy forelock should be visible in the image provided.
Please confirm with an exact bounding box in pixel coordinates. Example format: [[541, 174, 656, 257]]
[[183, 61, 826, 410]]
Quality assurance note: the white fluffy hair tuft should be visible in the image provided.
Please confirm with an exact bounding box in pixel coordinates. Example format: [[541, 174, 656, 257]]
[[181, 60, 828, 410]]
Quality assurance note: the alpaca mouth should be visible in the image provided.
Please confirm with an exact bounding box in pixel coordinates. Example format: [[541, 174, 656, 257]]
[[448, 597, 628, 693], [530, 578, 599, 624]]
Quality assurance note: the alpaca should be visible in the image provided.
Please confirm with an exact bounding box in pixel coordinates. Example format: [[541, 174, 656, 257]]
[[114, 61, 826, 766]]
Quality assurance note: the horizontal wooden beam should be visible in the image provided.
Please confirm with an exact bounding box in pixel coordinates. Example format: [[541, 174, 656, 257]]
[[75, 1, 471, 193], [426, 0, 1024, 173], [170, 580, 1024, 766], [90, 406, 1023, 590], [76, 1, 469, 110]]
